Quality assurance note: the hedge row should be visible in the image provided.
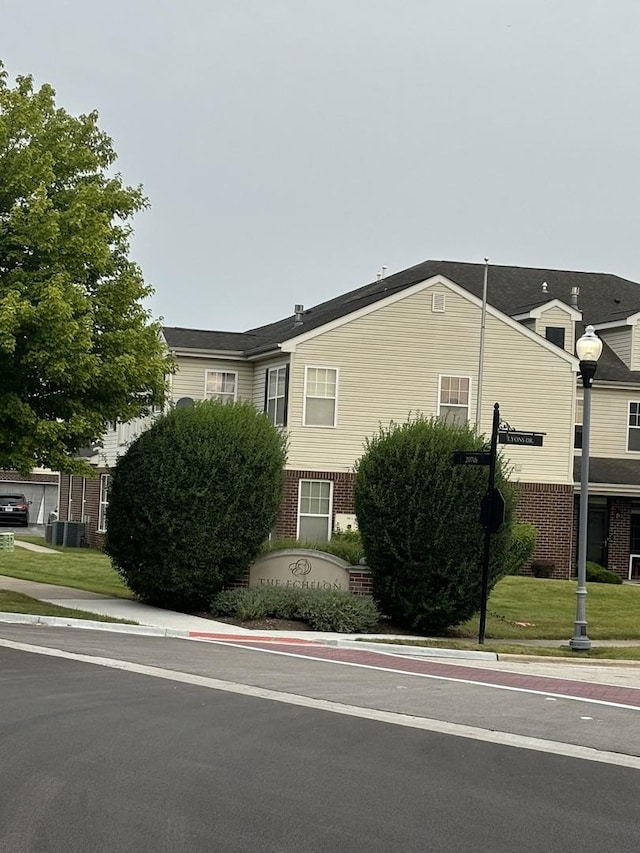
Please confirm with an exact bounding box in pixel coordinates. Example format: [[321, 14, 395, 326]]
[[211, 586, 380, 633]]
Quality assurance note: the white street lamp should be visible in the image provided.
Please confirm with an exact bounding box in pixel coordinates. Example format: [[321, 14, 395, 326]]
[[570, 325, 603, 652]]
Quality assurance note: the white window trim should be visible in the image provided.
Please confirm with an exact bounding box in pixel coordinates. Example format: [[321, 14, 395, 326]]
[[203, 369, 239, 403], [627, 399, 640, 453], [302, 365, 339, 428], [97, 473, 111, 533], [266, 364, 288, 427], [437, 374, 472, 422], [296, 479, 333, 541]]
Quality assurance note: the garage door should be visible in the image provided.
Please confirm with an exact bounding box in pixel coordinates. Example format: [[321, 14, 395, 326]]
[[0, 481, 58, 525]]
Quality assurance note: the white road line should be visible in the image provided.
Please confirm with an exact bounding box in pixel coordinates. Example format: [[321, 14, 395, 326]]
[[193, 638, 640, 712], [1, 637, 639, 770]]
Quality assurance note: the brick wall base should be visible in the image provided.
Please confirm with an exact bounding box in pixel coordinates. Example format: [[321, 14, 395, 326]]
[[514, 483, 575, 578]]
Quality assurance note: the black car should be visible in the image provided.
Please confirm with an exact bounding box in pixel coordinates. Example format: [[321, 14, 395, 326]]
[[0, 494, 30, 527]]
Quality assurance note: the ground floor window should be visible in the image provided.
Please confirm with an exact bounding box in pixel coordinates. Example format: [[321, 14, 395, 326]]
[[297, 480, 332, 543], [98, 474, 112, 533]]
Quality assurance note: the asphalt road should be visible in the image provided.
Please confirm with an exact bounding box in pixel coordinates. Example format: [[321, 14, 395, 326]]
[[1, 629, 639, 852]]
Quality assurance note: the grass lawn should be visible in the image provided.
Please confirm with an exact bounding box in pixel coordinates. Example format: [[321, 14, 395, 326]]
[[0, 590, 136, 623], [454, 576, 640, 641], [365, 637, 640, 661], [1, 540, 133, 599]]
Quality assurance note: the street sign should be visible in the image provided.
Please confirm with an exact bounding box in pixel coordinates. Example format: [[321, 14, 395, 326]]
[[481, 488, 506, 533], [452, 451, 492, 466], [498, 431, 543, 447]]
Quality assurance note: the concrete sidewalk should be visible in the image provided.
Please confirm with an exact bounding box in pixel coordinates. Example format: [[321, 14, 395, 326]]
[[2, 573, 640, 660], [0, 575, 252, 634]]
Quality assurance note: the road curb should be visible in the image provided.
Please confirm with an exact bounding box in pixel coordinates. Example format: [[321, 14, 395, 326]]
[[328, 639, 499, 661], [0, 613, 638, 666], [0, 612, 191, 638]]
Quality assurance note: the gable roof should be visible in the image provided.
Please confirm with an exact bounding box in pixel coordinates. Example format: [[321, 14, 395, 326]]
[[164, 260, 640, 382]]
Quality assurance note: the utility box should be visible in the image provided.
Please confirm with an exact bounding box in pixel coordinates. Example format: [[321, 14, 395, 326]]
[[0, 532, 14, 552], [52, 520, 86, 548], [334, 513, 358, 533]]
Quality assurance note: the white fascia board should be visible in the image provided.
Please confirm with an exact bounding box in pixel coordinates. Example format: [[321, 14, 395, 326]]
[[513, 299, 582, 321], [172, 348, 247, 361], [590, 380, 640, 391], [279, 274, 579, 368], [593, 312, 640, 331], [246, 347, 283, 362], [573, 482, 640, 496]]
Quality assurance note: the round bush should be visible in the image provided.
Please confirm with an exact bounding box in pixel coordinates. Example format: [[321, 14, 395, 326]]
[[104, 401, 287, 608], [354, 416, 514, 634]]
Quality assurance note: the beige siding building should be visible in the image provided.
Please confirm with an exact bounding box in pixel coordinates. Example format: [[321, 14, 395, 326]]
[[60, 259, 640, 579]]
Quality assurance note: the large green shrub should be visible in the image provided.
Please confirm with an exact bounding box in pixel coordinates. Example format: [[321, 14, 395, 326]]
[[211, 586, 380, 633], [504, 522, 537, 575], [104, 401, 287, 608], [354, 416, 514, 633]]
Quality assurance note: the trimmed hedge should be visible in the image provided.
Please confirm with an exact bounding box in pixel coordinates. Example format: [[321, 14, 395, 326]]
[[354, 416, 515, 633], [104, 400, 287, 609], [586, 562, 623, 584], [211, 586, 380, 633]]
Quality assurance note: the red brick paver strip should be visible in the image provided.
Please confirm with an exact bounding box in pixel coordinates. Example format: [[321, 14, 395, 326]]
[[202, 637, 640, 709]]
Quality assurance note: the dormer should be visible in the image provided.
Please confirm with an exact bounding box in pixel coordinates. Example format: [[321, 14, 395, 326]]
[[512, 298, 582, 356], [593, 311, 640, 371]]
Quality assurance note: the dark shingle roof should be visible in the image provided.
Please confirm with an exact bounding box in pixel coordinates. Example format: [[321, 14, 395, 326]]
[[574, 457, 640, 487], [165, 260, 640, 384], [162, 327, 259, 352], [243, 260, 640, 354]]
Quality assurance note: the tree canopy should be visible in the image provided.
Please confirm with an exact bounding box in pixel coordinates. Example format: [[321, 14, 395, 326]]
[[0, 62, 170, 473]]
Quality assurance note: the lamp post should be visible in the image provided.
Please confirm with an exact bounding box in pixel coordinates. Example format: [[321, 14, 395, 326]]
[[569, 325, 603, 652]]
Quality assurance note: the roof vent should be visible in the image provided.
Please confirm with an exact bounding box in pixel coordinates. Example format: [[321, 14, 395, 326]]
[[432, 292, 446, 313], [541, 281, 548, 294], [570, 286, 580, 308], [376, 266, 387, 281], [294, 304, 304, 326]]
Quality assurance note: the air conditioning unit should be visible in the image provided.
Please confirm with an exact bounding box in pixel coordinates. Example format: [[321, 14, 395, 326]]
[[334, 513, 358, 533], [52, 521, 86, 548]]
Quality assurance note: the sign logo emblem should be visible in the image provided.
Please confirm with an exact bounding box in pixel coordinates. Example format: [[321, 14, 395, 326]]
[[289, 558, 312, 577]]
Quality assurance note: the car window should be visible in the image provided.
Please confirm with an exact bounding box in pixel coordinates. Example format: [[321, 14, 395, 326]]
[[0, 495, 27, 505]]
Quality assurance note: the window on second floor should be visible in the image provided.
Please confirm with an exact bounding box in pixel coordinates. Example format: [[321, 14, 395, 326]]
[[438, 376, 470, 426], [265, 365, 289, 427], [545, 326, 566, 348], [628, 402, 640, 451], [304, 367, 337, 427], [205, 370, 237, 404]]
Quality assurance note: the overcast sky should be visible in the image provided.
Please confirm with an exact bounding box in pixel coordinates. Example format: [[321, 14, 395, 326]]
[[2, 1, 639, 331]]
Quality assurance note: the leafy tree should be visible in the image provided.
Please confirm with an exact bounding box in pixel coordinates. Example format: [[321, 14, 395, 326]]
[[354, 416, 515, 634], [0, 62, 169, 473], [104, 401, 287, 609]]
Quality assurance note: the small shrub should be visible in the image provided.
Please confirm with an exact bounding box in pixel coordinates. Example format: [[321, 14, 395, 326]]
[[503, 523, 537, 575], [531, 559, 555, 579], [262, 532, 365, 566], [586, 562, 623, 584], [211, 586, 379, 633]]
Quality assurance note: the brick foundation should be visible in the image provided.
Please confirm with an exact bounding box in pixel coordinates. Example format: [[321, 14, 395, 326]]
[[276, 470, 356, 539], [514, 482, 575, 578]]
